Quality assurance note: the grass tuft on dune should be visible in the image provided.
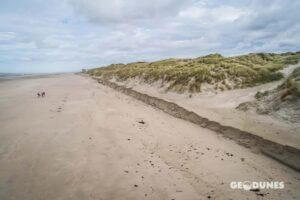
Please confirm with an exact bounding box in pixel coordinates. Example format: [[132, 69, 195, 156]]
[[88, 52, 300, 93]]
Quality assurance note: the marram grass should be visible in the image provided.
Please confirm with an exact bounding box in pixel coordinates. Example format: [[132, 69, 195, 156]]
[[88, 52, 300, 93]]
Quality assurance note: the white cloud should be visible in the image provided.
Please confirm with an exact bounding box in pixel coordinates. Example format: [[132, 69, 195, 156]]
[[69, 0, 191, 24], [0, 32, 16, 41], [0, 0, 299, 73], [179, 5, 246, 23]]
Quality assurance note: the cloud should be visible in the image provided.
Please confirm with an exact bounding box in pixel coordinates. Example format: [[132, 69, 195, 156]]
[[178, 5, 246, 23], [0, 0, 300, 73], [0, 32, 16, 41], [69, 0, 191, 24], [226, 0, 300, 53]]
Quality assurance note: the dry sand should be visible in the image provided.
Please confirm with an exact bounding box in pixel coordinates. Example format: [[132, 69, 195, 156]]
[[0, 74, 299, 200]]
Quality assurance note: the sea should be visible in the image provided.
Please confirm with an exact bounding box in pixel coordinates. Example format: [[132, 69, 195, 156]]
[[0, 73, 33, 78], [0, 73, 62, 82]]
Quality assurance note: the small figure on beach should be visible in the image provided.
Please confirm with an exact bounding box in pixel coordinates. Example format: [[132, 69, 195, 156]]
[[37, 91, 46, 98]]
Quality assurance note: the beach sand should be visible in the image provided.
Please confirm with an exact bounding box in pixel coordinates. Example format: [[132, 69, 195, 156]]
[[0, 74, 299, 200]]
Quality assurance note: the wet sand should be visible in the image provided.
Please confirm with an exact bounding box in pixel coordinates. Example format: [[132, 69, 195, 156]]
[[0, 74, 299, 200]]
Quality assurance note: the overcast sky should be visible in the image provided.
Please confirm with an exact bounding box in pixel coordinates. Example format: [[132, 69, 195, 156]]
[[0, 0, 299, 73]]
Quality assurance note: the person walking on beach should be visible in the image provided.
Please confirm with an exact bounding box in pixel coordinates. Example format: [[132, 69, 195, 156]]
[[37, 91, 46, 98]]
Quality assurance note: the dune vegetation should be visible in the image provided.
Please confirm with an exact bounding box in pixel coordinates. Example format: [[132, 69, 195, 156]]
[[237, 66, 300, 123], [278, 66, 300, 99], [88, 52, 300, 93]]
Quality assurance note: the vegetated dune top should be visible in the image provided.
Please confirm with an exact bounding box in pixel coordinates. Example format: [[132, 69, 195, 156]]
[[88, 52, 300, 93]]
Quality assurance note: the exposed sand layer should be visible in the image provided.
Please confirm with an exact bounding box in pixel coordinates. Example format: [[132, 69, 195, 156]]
[[0, 74, 299, 200], [112, 64, 300, 149]]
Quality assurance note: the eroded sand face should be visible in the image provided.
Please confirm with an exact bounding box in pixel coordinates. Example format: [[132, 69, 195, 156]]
[[0, 74, 299, 200]]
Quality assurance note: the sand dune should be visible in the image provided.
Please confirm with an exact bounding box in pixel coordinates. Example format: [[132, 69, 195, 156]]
[[0, 74, 299, 200], [111, 64, 300, 149]]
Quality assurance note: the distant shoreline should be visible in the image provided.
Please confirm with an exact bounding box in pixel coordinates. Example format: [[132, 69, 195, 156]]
[[0, 73, 70, 83]]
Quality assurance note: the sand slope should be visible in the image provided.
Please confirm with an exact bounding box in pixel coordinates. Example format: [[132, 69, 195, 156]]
[[0, 74, 299, 200]]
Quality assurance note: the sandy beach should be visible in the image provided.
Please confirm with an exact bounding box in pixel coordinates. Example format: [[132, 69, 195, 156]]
[[0, 74, 299, 200]]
